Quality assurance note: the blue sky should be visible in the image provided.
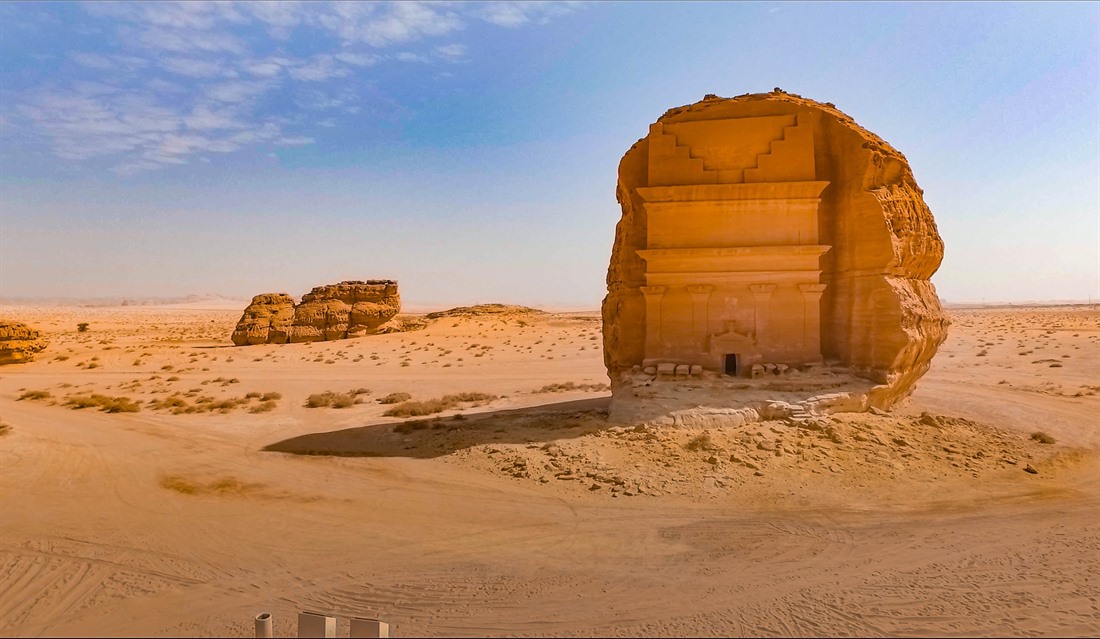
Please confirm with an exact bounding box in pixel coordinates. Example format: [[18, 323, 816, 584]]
[[1, 1, 1097, 307]]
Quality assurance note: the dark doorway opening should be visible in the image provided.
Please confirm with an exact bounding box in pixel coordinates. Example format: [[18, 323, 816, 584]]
[[724, 354, 739, 376]]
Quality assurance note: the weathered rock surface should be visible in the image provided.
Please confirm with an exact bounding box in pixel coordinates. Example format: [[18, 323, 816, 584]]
[[603, 90, 948, 415], [231, 293, 295, 346], [0, 321, 48, 365], [232, 281, 400, 346]]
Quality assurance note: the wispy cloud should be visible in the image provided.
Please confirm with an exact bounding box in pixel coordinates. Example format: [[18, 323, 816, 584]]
[[6, 1, 582, 174]]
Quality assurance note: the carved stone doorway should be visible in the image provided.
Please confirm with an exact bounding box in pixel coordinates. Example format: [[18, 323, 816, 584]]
[[724, 353, 740, 376]]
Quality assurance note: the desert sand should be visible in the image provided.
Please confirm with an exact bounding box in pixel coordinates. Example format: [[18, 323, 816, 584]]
[[1, 302, 1098, 637]]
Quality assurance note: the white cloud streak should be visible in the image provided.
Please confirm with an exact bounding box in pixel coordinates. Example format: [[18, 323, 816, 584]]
[[11, 1, 581, 174]]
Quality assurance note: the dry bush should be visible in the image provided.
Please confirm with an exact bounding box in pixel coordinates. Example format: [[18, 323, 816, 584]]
[[260, 391, 282, 401], [17, 390, 52, 401], [534, 381, 610, 393], [684, 433, 714, 452], [1031, 431, 1056, 444], [384, 399, 450, 418], [383, 392, 497, 418], [378, 392, 412, 404], [250, 400, 277, 413], [66, 394, 141, 413], [305, 390, 358, 408]]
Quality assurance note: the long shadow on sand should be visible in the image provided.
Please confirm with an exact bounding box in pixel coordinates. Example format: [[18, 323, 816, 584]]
[[262, 396, 611, 460]]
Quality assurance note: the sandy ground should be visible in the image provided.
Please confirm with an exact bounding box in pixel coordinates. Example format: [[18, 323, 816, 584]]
[[0, 303, 1098, 637]]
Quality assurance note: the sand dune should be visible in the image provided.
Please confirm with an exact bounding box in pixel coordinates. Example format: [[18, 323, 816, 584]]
[[0, 304, 1097, 636]]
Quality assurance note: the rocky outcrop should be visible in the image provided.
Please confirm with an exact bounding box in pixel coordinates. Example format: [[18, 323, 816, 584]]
[[0, 321, 47, 365], [603, 90, 949, 413], [231, 294, 295, 346], [232, 281, 400, 346], [287, 280, 400, 343]]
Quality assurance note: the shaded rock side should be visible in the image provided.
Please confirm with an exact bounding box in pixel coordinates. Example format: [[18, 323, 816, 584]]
[[231, 293, 296, 346], [0, 321, 48, 365], [287, 280, 400, 343], [602, 90, 949, 408]]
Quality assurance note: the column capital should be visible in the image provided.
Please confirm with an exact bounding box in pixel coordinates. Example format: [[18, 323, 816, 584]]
[[749, 283, 777, 298], [686, 284, 714, 298], [799, 283, 827, 296], [640, 285, 667, 298]]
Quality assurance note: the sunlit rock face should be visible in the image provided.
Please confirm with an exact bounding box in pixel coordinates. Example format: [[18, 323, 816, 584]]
[[232, 281, 400, 346], [602, 90, 948, 418]]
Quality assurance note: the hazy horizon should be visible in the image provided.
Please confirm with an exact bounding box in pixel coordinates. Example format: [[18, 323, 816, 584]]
[[2, 2, 1098, 307]]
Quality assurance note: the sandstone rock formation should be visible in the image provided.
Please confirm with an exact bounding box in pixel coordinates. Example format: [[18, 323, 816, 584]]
[[231, 294, 295, 346], [232, 281, 400, 346], [287, 280, 400, 343], [602, 90, 948, 413], [0, 321, 48, 365]]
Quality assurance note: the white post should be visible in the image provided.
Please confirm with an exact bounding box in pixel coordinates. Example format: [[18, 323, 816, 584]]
[[254, 612, 273, 639]]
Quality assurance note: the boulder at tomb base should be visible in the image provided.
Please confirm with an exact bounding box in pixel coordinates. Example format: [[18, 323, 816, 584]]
[[231, 293, 295, 346], [0, 321, 48, 365], [602, 90, 949, 410]]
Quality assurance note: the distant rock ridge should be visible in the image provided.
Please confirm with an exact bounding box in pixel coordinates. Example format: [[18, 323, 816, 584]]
[[232, 280, 400, 346], [0, 321, 48, 365]]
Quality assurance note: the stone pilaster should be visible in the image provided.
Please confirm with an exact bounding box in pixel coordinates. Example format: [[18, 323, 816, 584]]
[[640, 286, 667, 360], [799, 283, 827, 361], [749, 284, 776, 346], [686, 284, 714, 348]]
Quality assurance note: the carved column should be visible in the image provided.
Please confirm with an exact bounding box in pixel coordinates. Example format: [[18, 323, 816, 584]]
[[749, 284, 776, 347], [799, 284, 827, 361], [640, 286, 666, 361], [686, 284, 714, 350]]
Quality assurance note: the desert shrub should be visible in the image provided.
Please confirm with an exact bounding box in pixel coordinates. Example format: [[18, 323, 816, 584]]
[[383, 392, 498, 418], [17, 390, 52, 401], [534, 381, 610, 393], [441, 392, 496, 404], [167, 376, 180, 382], [260, 392, 282, 401], [150, 395, 188, 410], [244, 391, 262, 399], [330, 393, 356, 409], [305, 393, 333, 408], [54, 355, 69, 362], [66, 394, 141, 413], [378, 392, 412, 404], [250, 400, 277, 414], [350, 387, 370, 396], [684, 433, 713, 452], [77, 323, 89, 332], [1031, 431, 1056, 444], [384, 399, 450, 417]]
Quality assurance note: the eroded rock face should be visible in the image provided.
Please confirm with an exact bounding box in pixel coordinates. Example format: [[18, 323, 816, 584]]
[[231, 293, 295, 346], [0, 321, 48, 365], [602, 90, 948, 412], [287, 280, 401, 343], [232, 281, 400, 345]]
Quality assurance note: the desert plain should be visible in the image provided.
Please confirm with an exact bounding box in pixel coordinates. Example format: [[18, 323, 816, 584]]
[[0, 301, 1098, 637]]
